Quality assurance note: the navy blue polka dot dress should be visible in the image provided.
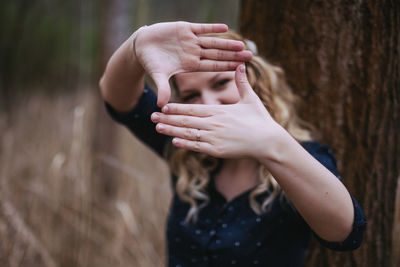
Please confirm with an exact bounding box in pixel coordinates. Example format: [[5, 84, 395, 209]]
[[105, 88, 366, 267]]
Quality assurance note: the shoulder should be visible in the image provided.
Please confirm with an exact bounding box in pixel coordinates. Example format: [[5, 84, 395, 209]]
[[300, 141, 340, 178]]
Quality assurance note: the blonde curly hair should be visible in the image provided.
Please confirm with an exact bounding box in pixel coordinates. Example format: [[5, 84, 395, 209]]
[[169, 31, 315, 223]]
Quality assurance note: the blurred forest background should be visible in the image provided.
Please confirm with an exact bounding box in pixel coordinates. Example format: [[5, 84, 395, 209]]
[[0, 0, 399, 267], [0, 0, 239, 266]]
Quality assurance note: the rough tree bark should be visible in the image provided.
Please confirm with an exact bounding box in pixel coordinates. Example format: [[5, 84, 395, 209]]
[[239, 1, 399, 266]]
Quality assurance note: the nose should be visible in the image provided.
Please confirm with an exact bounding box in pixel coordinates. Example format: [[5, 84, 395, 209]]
[[201, 91, 221, 105]]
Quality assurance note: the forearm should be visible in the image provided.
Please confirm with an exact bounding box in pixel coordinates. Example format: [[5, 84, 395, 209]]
[[258, 126, 354, 242], [99, 31, 146, 112]]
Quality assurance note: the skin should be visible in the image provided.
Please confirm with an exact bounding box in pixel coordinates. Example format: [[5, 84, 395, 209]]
[[99, 21, 354, 242], [160, 71, 262, 201]]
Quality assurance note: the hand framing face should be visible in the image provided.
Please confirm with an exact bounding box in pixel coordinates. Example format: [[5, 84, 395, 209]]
[[151, 65, 282, 159], [135, 22, 253, 107]]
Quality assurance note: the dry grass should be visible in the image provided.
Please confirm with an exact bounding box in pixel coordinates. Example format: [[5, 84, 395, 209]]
[[0, 89, 171, 267], [2, 88, 399, 267]]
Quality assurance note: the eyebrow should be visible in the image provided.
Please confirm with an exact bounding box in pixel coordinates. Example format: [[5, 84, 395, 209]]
[[180, 73, 224, 95], [208, 73, 223, 85]]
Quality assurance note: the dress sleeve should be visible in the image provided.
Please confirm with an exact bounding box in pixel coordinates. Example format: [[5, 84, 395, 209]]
[[301, 141, 367, 251], [104, 86, 169, 157]]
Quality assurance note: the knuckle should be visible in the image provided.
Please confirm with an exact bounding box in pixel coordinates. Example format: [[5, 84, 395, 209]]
[[225, 40, 230, 49], [239, 79, 247, 84], [183, 128, 192, 139], [214, 143, 226, 156], [213, 150, 222, 158], [217, 50, 223, 60], [212, 147, 222, 158], [194, 141, 201, 151], [200, 49, 205, 59], [210, 122, 222, 128], [181, 117, 189, 127]]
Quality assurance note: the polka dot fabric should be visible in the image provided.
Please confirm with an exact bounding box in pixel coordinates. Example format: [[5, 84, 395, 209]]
[[166, 143, 366, 266], [105, 89, 366, 267]]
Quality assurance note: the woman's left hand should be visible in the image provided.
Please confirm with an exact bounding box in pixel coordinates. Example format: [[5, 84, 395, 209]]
[[152, 65, 357, 242], [150, 64, 284, 159]]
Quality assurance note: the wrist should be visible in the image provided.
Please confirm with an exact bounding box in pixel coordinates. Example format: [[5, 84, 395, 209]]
[[254, 123, 296, 165]]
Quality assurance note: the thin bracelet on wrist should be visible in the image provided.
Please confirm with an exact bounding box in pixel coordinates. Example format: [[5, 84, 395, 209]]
[[132, 25, 147, 57]]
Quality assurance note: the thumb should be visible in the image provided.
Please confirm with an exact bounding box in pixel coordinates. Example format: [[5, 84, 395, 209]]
[[235, 64, 255, 101], [152, 73, 171, 107]]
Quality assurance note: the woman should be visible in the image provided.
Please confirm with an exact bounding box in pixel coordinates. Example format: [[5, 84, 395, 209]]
[[100, 21, 366, 267]]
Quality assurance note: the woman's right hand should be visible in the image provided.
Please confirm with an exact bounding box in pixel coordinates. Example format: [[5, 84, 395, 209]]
[[135, 22, 253, 107]]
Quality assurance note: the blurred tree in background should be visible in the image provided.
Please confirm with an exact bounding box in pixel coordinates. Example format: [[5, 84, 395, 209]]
[[0, 0, 98, 103], [240, 0, 399, 266], [0, 1, 241, 267], [0, 0, 240, 108]]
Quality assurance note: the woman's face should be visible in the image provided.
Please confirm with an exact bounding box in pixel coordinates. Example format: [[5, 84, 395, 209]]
[[174, 71, 240, 105]]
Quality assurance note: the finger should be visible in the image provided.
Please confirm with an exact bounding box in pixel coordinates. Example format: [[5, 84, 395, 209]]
[[197, 60, 243, 72], [151, 113, 210, 130], [198, 36, 244, 51], [155, 123, 210, 142], [200, 49, 252, 61], [235, 64, 256, 100], [190, 23, 228, 34], [162, 103, 215, 117], [151, 73, 171, 107], [172, 137, 214, 154]]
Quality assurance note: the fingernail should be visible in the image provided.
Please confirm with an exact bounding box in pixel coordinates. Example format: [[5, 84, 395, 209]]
[[162, 105, 168, 113], [156, 123, 164, 131], [151, 112, 160, 121], [239, 64, 245, 73], [172, 138, 180, 145]]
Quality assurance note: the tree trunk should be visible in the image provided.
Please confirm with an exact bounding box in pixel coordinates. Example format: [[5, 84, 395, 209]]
[[0, 0, 34, 111], [239, 1, 399, 266], [94, 0, 132, 198]]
